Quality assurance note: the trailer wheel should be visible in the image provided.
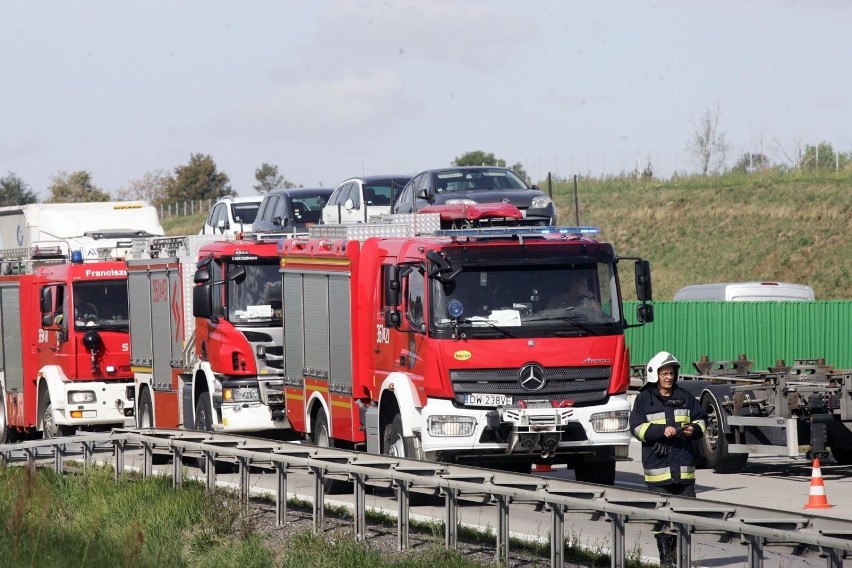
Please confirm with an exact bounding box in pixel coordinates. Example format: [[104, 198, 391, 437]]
[[830, 447, 852, 465], [42, 394, 74, 439], [308, 412, 352, 494], [574, 460, 616, 485], [701, 395, 748, 472]]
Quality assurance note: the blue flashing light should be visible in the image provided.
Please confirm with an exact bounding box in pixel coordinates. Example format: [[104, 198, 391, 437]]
[[70, 250, 84, 263], [434, 226, 600, 239], [447, 299, 465, 318]]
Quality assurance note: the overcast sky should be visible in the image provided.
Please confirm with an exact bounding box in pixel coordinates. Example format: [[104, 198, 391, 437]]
[[2, 1, 850, 199]]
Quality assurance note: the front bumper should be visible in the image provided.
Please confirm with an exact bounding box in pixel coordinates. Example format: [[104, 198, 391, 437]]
[[418, 394, 632, 458], [56, 381, 135, 427]]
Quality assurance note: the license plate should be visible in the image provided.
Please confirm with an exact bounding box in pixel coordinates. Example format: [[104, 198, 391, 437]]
[[464, 393, 513, 407]]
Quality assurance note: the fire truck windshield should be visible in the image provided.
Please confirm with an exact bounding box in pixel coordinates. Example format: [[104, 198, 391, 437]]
[[430, 262, 621, 338], [227, 262, 282, 324], [73, 280, 129, 331]]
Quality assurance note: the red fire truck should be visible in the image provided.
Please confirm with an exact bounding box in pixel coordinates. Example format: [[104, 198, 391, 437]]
[[278, 215, 653, 484], [0, 248, 138, 443], [127, 235, 289, 434]]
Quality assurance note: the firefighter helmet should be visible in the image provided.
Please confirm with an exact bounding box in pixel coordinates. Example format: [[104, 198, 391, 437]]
[[645, 351, 680, 385]]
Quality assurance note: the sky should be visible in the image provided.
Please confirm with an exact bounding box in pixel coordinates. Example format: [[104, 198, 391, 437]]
[[2, 1, 851, 199]]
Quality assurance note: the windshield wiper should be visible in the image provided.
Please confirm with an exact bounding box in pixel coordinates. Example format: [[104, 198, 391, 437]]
[[454, 317, 518, 339], [523, 312, 602, 336]]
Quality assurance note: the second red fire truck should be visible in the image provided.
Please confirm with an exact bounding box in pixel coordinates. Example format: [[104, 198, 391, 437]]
[[277, 215, 653, 484], [127, 235, 289, 435]]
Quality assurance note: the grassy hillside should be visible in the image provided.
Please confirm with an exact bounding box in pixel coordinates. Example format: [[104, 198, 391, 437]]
[[547, 170, 852, 300]]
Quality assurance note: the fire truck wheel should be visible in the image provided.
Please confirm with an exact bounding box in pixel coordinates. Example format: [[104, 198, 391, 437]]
[[382, 414, 425, 461], [574, 460, 616, 485], [194, 396, 237, 474], [308, 412, 353, 494], [137, 388, 155, 429], [42, 398, 74, 439], [701, 394, 749, 473]]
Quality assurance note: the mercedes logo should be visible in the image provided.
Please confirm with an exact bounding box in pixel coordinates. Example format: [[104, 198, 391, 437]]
[[519, 363, 546, 392]]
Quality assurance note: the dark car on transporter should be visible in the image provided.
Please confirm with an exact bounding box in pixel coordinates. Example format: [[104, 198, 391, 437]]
[[251, 187, 334, 233], [391, 166, 556, 226]]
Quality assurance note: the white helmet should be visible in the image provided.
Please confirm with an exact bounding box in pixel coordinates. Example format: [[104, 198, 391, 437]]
[[645, 351, 680, 385]]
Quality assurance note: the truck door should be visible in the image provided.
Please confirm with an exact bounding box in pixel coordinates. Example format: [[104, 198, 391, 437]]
[[37, 284, 76, 378]]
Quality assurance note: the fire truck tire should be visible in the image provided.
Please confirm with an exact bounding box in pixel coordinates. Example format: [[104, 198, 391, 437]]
[[137, 388, 155, 429], [194, 396, 237, 474], [308, 412, 352, 494], [701, 395, 748, 472], [382, 414, 436, 505], [574, 460, 616, 485], [42, 397, 74, 439]]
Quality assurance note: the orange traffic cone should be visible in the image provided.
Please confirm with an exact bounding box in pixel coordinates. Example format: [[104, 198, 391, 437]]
[[804, 458, 834, 509]]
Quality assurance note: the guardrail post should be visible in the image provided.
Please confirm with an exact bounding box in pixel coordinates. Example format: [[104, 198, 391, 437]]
[[142, 441, 153, 478], [24, 447, 36, 474], [239, 456, 250, 511], [172, 447, 183, 489], [607, 512, 626, 568], [54, 443, 66, 475], [354, 473, 366, 542], [551, 504, 565, 567], [311, 466, 325, 535], [743, 534, 763, 568], [83, 440, 94, 470], [275, 463, 288, 527], [113, 439, 124, 481], [496, 494, 510, 566], [204, 451, 216, 494], [821, 547, 843, 568], [396, 479, 410, 551], [675, 522, 692, 567], [444, 487, 459, 550]]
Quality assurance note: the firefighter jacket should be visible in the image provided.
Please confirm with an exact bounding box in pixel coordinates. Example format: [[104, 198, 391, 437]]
[[629, 384, 707, 487]]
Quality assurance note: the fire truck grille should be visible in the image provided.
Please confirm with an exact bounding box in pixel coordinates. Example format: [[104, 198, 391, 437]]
[[451, 366, 612, 406]]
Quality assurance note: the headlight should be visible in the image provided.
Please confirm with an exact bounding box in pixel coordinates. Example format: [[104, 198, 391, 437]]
[[445, 199, 478, 205], [427, 415, 476, 437], [590, 410, 629, 433], [68, 391, 96, 404], [531, 196, 553, 209], [223, 387, 259, 402]]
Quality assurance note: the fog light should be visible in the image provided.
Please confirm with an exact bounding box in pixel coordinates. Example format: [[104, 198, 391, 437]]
[[68, 391, 96, 404], [427, 415, 476, 437], [590, 410, 629, 433]]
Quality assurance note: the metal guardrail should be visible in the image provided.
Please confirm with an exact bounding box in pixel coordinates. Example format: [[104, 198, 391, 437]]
[[2, 429, 851, 568]]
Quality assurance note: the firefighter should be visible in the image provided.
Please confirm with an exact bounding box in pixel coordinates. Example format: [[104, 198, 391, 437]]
[[629, 351, 707, 567]]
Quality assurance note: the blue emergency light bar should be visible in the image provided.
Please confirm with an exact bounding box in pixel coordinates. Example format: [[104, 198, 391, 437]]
[[433, 226, 600, 239]]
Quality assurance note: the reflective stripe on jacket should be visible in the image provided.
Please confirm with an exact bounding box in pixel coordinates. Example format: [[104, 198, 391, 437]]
[[629, 384, 707, 486]]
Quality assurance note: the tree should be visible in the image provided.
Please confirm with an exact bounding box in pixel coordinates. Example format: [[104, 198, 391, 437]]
[[731, 152, 771, 174], [166, 154, 233, 203], [685, 104, 729, 176], [114, 169, 173, 206], [0, 172, 38, 206], [799, 142, 850, 171], [45, 171, 111, 203], [510, 162, 529, 182], [453, 151, 503, 167], [253, 163, 296, 193]]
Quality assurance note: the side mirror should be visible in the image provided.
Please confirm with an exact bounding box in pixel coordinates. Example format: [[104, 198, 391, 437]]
[[40, 287, 52, 314], [415, 188, 433, 203], [635, 260, 653, 302], [384, 308, 401, 329], [343, 198, 355, 211], [193, 285, 212, 318], [217, 219, 226, 231], [194, 266, 211, 284], [228, 265, 246, 284], [636, 303, 654, 324]]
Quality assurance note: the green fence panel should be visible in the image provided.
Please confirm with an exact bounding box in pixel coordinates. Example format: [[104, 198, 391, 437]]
[[624, 301, 852, 372]]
